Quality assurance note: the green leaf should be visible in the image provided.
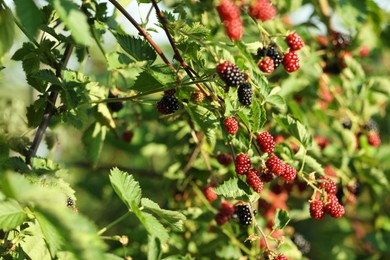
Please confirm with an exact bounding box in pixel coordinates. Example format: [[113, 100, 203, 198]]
[[131, 201, 169, 244], [36, 206, 106, 260], [0, 7, 15, 59], [214, 178, 250, 199], [141, 198, 186, 231], [106, 52, 133, 70], [273, 114, 312, 148], [50, 0, 93, 46], [273, 209, 290, 229], [296, 152, 324, 175], [109, 168, 142, 210], [32, 69, 62, 86], [251, 99, 266, 133], [14, 0, 43, 39], [20, 221, 53, 260], [0, 199, 26, 231], [265, 94, 286, 110], [148, 236, 162, 260], [82, 122, 106, 166], [115, 34, 156, 63]]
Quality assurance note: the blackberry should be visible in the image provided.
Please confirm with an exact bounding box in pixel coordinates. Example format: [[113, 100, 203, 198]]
[[367, 132, 381, 147], [363, 118, 379, 133], [156, 95, 179, 115], [319, 176, 337, 195], [249, 0, 277, 22], [107, 91, 124, 112], [282, 164, 297, 182], [204, 186, 218, 202], [282, 51, 300, 73], [235, 204, 253, 226], [267, 46, 283, 69], [216, 152, 233, 166], [266, 155, 285, 176], [246, 168, 264, 193], [66, 198, 74, 207], [219, 201, 235, 217], [235, 153, 251, 175], [257, 47, 267, 58], [256, 131, 275, 154], [332, 32, 351, 50], [216, 61, 245, 87], [258, 57, 274, 73], [224, 117, 239, 135], [309, 200, 325, 219], [237, 83, 253, 105], [292, 233, 311, 255], [286, 32, 305, 51], [215, 213, 229, 226], [190, 91, 205, 103], [275, 254, 288, 260]]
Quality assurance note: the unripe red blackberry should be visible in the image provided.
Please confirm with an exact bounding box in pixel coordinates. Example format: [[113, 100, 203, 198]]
[[219, 201, 235, 217], [224, 117, 239, 135], [367, 132, 381, 147], [275, 254, 288, 260], [319, 176, 337, 195], [331, 31, 351, 50], [249, 0, 276, 22], [156, 95, 179, 114], [282, 164, 297, 182], [266, 155, 285, 176], [286, 32, 305, 51], [235, 153, 251, 175], [325, 199, 345, 218], [122, 130, 134, 143], [246, 168, 264, 193], [237, 83, 253, 106], [310, 200, 325, 219], [216, 0, 240, 21], [282, 51, 300, 73], [204, 186, 218, 202], [216, 152, 233, 166], [256, 131, 275, 154], [258, 56, 275, 73], [215, 212, 229, 226], [224, 19, 244, 40], [260, 167, 274, 182], [216, 61, 245, 87]]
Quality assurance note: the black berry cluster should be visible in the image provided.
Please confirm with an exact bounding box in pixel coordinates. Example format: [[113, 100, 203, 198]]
[[157, 95, 179, 115], [235, 204, 253, 226], [216, 61, 245, 87]]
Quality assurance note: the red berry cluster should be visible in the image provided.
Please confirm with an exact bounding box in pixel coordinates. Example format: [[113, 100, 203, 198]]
[[215, 200, 235, 225], [217, 0, 243, 40], [282, 32, 305, 73], [235, 153, 251, 175], [224, 117, 239, 135], [249, 0, 277, 22], [309, 176, 345, 219], [257, 131, 275, 154], [266, 155, 297, 182]]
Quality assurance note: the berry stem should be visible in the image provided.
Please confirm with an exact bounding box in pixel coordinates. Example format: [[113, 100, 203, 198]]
[[253, 217, 271, 251], [97, 211, 132, 235]]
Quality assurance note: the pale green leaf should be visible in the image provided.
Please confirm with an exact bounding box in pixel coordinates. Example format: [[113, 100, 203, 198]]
[[51, 0, 93, 46], [265, 94, 286, 110], [0, 7, 15, 59], [214, 178, 250, 199], [35, 211, 64, 256], [82, 122, 106, 166], [148, 236, 162, 260], [14, 0, 43, 38], [273, 114, 312, 148], [131, 201, 169, 244], [109, 168, 142, 209], [20, 221, 52, 260], [141, 198, 186, 231], [0, 199, 26, 231], [251, 99, 266, 133]]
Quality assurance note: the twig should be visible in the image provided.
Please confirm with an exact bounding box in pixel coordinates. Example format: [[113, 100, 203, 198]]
[[26, 44, 73, 165]]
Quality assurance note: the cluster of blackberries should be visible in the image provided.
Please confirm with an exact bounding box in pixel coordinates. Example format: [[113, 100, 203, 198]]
[[249, 0, 277, 22], [216, 61, 253, 106]]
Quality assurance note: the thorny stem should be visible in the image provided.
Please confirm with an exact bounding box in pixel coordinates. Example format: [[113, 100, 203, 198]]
[[26, 43, 74, 165], [107, 0, 176, 72], [150, 0, 210, 97]]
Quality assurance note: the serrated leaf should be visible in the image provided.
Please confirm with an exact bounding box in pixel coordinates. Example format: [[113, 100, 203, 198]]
[[265, 94, 286, 110], [0, 7, 15, 59], [273, 114, 312, 148], [51, 0, 93, 46], [106, 52, 133, 70], [273, 209, 290, 229], [148, 236, 162, 260], [296, 153, 324, 174], [96, 104, 116, 129], [115, 34, 156, 63], [14, 0, 43, 39], [141, 198, 186, 231], [109, 168, 142, 209], [251, 99, 266, 133], [20, 221, 53, 260], [0, 199, 26, 231], [131, 201, 169, 244], [32, 69, 61, 86], [82, 122, 106, 166], [214, 178, 249, 198]]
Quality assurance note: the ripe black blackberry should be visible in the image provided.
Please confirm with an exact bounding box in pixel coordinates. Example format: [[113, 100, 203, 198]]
[[237, 83, 252, 105], [363, 118, 379, 133], [341, 118, 352, 129], [156, 95, 179, 115], [107, 91, 124, 112], [235, 204, 253, 226], [216, 61, 245, 87], [257, 46, 282, 69], [292, 233, 311, 255]]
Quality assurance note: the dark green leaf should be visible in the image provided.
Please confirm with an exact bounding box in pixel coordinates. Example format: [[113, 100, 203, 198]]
[[273, 209, 290, 229], [0, 199, 26, 231], [14, 0, 43, 39], [109, 168, 142, 209], [82, 122, 106, 166], [141, 198, 186, 231], [32, 69, 61, 86], [115, 34, 156, 63]]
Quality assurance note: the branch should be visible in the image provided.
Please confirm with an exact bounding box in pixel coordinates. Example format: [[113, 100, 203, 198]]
[[107, 0, 176, 72], [26, 44, 74, 165]]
